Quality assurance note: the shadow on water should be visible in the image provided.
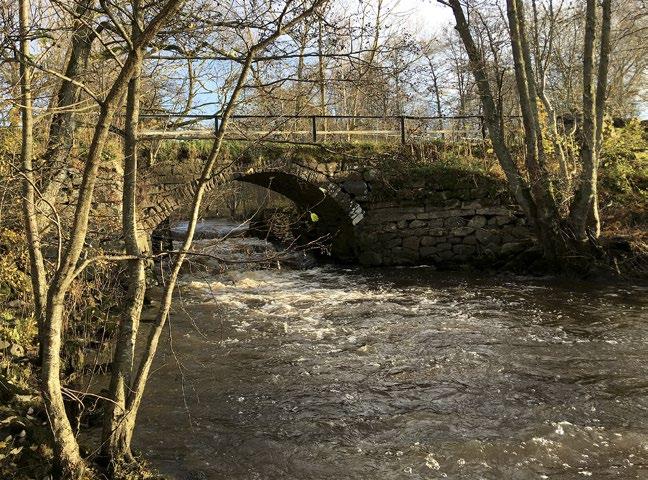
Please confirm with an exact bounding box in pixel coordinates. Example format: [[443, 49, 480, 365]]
[[136, 222, 648, 479]]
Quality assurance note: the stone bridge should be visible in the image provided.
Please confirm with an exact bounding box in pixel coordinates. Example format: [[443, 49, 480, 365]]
[[135, 144, 534, 266]]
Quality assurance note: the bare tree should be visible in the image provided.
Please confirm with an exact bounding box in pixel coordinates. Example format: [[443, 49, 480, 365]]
[[18, 0, 187, 476], [439, 0, 612, 263], [100, 0, 327, 470]]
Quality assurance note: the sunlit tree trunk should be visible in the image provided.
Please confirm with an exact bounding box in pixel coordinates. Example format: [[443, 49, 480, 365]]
[[26, 1, 187, 476], [102, 1, 147, 465], [569, 0, 611, 240]]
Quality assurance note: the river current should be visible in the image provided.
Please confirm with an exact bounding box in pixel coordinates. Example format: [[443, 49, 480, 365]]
[[134, 220, 648, 479]]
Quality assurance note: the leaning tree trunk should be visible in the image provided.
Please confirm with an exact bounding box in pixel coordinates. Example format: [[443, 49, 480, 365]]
[[444, 0, 572, 263], [38, 0, 96, 222], [110, 3, 326, 457], [19, 0, 84, 477]]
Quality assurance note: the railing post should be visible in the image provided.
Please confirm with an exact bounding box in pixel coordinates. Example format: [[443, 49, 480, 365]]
[[214, 115, 219, 135], [311, 116, 317, 143], [400, 115, 406, 145]]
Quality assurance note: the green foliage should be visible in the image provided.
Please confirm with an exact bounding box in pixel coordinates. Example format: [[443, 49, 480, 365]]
[[0, 229, 31, 306], [0, 311, 37, 348], [599, 120, 648, 236], [600, 120, 648, 196]]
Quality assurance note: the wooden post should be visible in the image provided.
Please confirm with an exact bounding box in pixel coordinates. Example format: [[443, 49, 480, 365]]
[[214, 116, 219, 135], [311, 116, 317, 142], [400, 116, 406, 145]]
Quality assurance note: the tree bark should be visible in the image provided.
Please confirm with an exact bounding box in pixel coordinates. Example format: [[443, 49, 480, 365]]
[[589, 0, 612, 237], [443, 0, 571, 261], [102, 2, 147, 464], [39, 0, 96, 218], [19, 1, 84, 477], [443, 0, 536, 221], [18, 0, 47, 351], [569, 0, 598, 240]]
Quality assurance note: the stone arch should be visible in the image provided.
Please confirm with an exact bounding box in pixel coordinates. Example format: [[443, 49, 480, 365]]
[[139, 159, 365, 259], [233, 161, 364, 224]]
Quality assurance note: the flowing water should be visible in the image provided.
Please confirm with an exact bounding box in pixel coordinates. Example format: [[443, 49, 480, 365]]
[[135, 222, 648, 480]]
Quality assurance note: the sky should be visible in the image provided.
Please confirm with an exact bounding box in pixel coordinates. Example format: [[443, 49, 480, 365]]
[[393, 0, 456, 37]]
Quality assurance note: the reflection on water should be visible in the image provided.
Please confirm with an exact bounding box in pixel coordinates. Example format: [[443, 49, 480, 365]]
[[136, 231, 648, 479]]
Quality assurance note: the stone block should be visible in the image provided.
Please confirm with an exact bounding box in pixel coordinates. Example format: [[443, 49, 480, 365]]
[[462, 200, 484, 209], [489, 215, 514, 226], [445, 217, 466, 228], [402, 236, 420, 251], [476, 207, 512, 216], [450, 227, 475, 237], [359, 251, 383, 265], [365, 212, 416, 225], [410, 219, 426, 228], [421, 236, 441, 246], [317, 162, 337, 174], [468, 215, 487, 228], [453, 244, 476, 256], [392, 247, 419, 264], [409, 228, 430, 237], [436, 249, 455, 261], [476, 228, 502, 245], [463, 235, 478, 245], [511, 226, 533, 238], [443, 199, 461, 209], [501, 242, 527, 255], [342, 180, 369, 198], [384, 237, 403, 248], [420, 247, 433, 258], [363, 169, 380, 181]]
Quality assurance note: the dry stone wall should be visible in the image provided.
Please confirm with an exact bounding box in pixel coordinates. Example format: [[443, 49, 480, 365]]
[[349, 187, 534, 267]]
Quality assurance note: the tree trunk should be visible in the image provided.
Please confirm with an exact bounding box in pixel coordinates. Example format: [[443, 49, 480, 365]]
[[20, 1, 83, 476], [43, 296, 86, 478], [568, 0, 598, 240], [39, 0, 96, 219], [444, 0, 570, 262], [102, 24, 146, 465], [18, 0, 48, 357], [35, 1, 187, 476], [115, 2, 325, 451], [589, 0, 612, 238]]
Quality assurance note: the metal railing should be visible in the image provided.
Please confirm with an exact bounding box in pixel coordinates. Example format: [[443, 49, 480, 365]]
[[136, 113, 504, 144]]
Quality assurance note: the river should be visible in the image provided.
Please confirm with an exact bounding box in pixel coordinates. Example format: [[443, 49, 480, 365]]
[[134, 220, 648, 479]]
